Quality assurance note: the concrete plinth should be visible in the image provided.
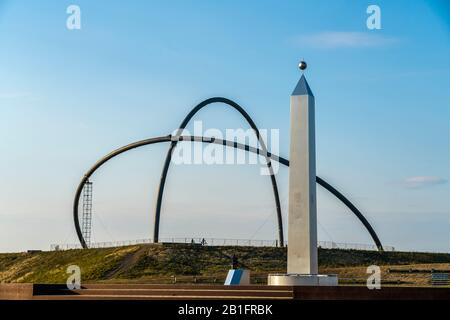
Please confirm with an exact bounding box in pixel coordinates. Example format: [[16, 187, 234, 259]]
[[224, 269, 250, 285], [268, 274, 338, 286]]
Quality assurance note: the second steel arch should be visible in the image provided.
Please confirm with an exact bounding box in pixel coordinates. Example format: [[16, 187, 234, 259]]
[[153, 97, 284, 246]]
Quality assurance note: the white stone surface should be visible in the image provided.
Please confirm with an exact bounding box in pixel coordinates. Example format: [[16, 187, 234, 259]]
[[288, 82, 318, 275]]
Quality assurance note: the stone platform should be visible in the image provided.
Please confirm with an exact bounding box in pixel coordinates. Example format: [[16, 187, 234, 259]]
[[2, 283, 450, 300]]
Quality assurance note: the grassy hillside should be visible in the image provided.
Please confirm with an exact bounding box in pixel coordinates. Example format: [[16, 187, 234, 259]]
[[1, 244, 450, 285]]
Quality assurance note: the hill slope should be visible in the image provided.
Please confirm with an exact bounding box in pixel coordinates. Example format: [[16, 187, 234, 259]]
[[1, 244, 450, 285]]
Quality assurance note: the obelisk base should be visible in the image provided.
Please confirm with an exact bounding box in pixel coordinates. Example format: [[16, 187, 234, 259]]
[[268, 274, 338, 286]]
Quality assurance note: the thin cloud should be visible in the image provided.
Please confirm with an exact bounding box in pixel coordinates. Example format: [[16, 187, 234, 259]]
[[294, 31, 398, 48], [402, 176, 448, 189]]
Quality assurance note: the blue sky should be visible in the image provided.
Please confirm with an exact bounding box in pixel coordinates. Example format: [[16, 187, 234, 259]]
[[0, 0, 449, 252]]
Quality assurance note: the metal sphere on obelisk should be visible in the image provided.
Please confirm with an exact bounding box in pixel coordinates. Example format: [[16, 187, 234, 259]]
[[268, 62, 338, 286], [299, 60, 307, 71]]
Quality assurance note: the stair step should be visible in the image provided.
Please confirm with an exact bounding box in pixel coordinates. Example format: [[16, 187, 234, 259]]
[[79, 284, 292, 290], [60, 288, 292, 297], [31, 284, 295, 300]]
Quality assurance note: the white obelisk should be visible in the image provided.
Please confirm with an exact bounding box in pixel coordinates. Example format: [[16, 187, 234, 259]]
[[268, 62, 337, 286], [287, 70, 318, 275]]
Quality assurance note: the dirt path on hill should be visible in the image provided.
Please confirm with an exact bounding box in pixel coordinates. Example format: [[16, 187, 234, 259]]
[[105, 247, 147, 279]]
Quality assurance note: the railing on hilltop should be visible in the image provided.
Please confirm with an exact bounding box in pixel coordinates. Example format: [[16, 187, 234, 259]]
[[318, 241, 395, 252], [50, 238, 394, 252]]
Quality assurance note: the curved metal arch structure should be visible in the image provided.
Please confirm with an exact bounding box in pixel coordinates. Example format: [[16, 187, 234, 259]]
[[73, 135, 172, 249], [73, 135, 384, 251], [153, 97, 284, 246]]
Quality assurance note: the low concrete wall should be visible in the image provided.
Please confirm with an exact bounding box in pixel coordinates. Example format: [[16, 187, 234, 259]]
[[292, 285, 450, 300], [0, 284, 34, 300]]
